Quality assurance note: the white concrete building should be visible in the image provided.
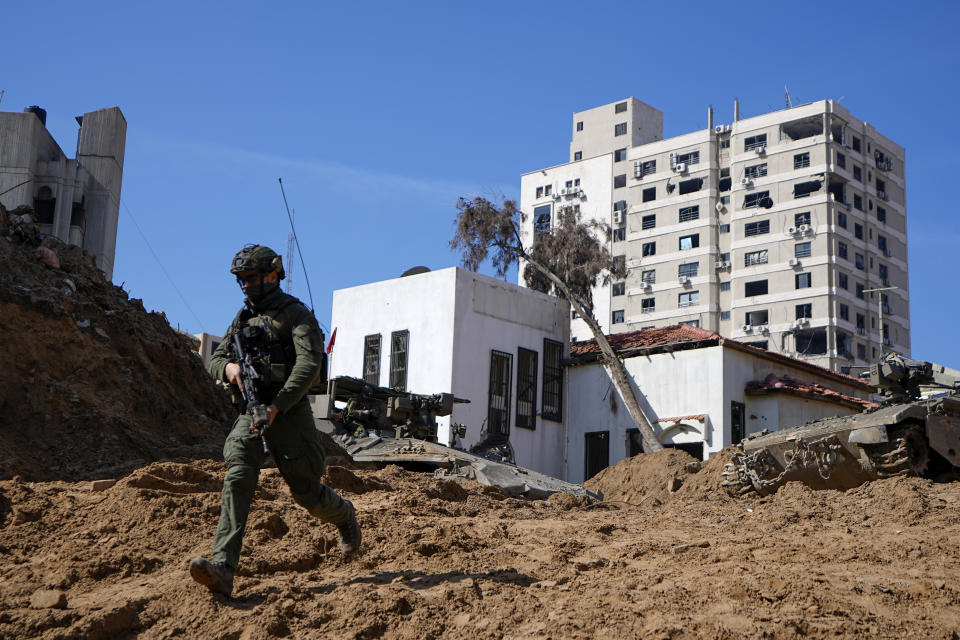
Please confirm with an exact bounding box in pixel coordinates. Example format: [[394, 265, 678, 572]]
[[0, 105, 126, 279], [329, 267, 570, 478], [564, 324, 875, 483]]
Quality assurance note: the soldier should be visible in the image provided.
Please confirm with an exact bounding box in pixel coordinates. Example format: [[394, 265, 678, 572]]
[[342, 385, 381, 438], [190, 245, 361, 597]]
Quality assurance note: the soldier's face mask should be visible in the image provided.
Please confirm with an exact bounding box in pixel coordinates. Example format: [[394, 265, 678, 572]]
[[236, 270, 278, 304]]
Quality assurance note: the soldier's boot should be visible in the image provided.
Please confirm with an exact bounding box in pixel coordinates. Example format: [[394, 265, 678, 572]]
[[337, 500, 362, 555], [189, 557, 235, 596]]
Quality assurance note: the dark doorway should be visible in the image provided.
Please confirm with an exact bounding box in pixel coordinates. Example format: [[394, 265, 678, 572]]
[[664, 441, 704, 460], [584, 431, 609, 481], [626, 428, 644, 457], [731, 401, 745, 444]]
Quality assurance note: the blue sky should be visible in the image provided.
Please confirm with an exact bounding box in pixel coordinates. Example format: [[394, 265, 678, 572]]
[[4, 1, 959, 366]]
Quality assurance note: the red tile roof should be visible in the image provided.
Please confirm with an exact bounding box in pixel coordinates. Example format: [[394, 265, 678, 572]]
[[745, 374, 878, 410], [569, 324, 720, 357]]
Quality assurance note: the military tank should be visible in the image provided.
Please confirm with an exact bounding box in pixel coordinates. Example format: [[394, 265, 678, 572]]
[[310, 376, 594, 499], [722, 354, 960, 496]]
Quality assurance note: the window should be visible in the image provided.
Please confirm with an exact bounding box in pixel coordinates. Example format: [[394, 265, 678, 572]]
[[854, 194, 863, 211], [678, 290, 699, 307], [613, 255, 625, 273], [642, 187, 656, 202], [641, 269, 656, 284], [719, 252, 730, 261], [533, 204, 552, 237], [836, 152, 846, 169], [613, 199, 627, 213], [678, 205, 699, 222], [853, 165, 862, 182], [678, 262, 698, 278], [719, 176, 732, 191], [544, 184, 552, 196], [876, 178, 886, 196], [615, 101, 628, 113], [542, 339, 562, 421], [855, 223, 863, 239], [574, 151, 582, 161], [678, 234, 699, 250], [720, 282, 731, 292], [744, 191, 771, 209], [745, 280, 768, 297], [678, 178, 704, 195], [852, 136, 861, 153], [878, 235, 887, 252], [576, 121, 583, 131], [856, 283, 865, 299], [795, 272, 811, 289], [642, 241, 656, 256], [613, 228, 625, 242], [794, 152, 810, 169], [746, 310, 768, 326], [855, 253, 865, 270], [720, 138, 730, 149], [641, 214, 656, 230], [640, 160, 656, 176], [487, 350, 512, 435], [745, 163, 767, 179], [877, 206, 886, 223], [389, 330, 409, 390], [720, 310, 731, 320], [614, 174, 626, 189], [34, 186, 55, 224], [744, 220, 770, 237], [793, 180, 822, 198], [363, 334, 381, 385], [795, 329, 827, 355], [838, 272, 848, 289], [677, 150, 700, 166], [612, 310, 624, 323], [614, 148, 627, 162], [856, 313, 866, 330], [879, 263, 889, 285], [744, 134, 767, 151], [516, 348, 537, 429], [794, 242, 811, 258], [837, 212, 847, 228], [614, 122, 627, 136], [744, 249, 768, 267], [839, 303, 849, 321], [857, 343, 866, 359], [795, 211, 811, 226], [641, 297, 655, 313], [612, 282, 625, 296], [720, 224, 730, 233], [535, 186, 544, 199]]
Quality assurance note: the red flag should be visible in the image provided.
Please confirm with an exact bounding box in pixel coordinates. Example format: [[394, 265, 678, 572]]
[[326, 327, 337, 354]]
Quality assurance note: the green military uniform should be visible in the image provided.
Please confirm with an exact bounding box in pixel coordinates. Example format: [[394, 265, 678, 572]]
[[207, 285, 351, 572], [343, 395, 380, 437]]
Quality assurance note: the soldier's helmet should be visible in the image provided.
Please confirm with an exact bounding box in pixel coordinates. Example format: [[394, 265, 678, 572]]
[[230, 245, 285, 280]]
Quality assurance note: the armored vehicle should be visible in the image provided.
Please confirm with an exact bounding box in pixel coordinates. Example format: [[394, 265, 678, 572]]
[[723, 354, 960, 496], [311, 376, 593, 499]]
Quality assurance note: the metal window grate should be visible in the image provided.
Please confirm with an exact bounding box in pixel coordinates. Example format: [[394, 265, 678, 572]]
[[487, 350, 512, 435], [541, 339, 563, 422], [363, 334, 381, 385], [678, 205, 699, 222], [516, 348, 537, 429], [389, 330, 409, 391], [744, 134, 767, 151], [794, 152, 810, 169]]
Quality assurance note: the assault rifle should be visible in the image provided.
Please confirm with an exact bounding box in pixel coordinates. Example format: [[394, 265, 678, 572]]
[[233, 327, 271, 453]]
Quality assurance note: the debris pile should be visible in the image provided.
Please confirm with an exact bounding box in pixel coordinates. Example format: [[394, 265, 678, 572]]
[[0, 230, 233, 481]]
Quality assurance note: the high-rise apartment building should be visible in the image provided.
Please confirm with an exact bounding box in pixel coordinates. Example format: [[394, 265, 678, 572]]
[[520, 97, 908, 372]]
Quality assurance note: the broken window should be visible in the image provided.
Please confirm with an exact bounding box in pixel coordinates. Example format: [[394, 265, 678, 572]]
[[781, 117, 822, 141], [612, 282, 625, 296], [678, 205, 699, 222], [642, 241, 656, 256], [744, 250, 768, 267], [612, 310, 625, 323], [614, 122, 627, 136], [678, 290, 699, 307], [389, 330, 409, 391], [363, 334, 381, 385], [487, 350, 512, 435], [795, 329, 827, 355], [35, 186, 55, 225], [678, 234, 699, 250], [533, 204, 552, 237], [744, 220, 770, 237], [676, 150, 700, 166], [641, 214, 656, 229], [613, 228, 625, 241], [793, 179, 822, 198], [744, 280, 768, 297], [795, 272, 812, 289], [719, 176, 732, 192], [516, 348, 537, 430], [743, 191, 772, 209], [744, 134, 767, 151], [614, 148, 627, 162], [795, 211, 811, 226], [794, 152, 811, 169], [614, 174, 626, 189], [641, 298, 655, 313], [745, 163, 767, 179], [70, 199, 85, 228], [678, 262, 698, 278], [794, 242, 811, 258], [828, 181, 845, 204], [746, 310, 768, 326], [678, 178, 704, 195]]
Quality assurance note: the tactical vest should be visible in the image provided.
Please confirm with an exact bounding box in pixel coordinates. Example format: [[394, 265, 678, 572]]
[[232, 302, 298, 400]]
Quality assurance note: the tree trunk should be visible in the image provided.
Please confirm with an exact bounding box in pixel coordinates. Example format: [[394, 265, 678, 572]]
[[521, 257, 663, 454]]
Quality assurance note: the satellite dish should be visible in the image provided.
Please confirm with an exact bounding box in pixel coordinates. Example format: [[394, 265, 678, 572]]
[[400, 266, 431, 277]]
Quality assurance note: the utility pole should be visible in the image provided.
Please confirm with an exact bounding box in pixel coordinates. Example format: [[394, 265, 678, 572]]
[[285, 208, 295, 294], [863, 285, 898, 355]]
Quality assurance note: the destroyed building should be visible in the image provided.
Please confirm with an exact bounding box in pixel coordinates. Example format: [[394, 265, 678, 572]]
[[0, 105, 126, 279]]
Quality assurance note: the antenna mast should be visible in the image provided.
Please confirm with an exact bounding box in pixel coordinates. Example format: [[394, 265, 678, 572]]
[[285, 207, 295, 293], [785, 85, 792, 109], [277, 178, 315, 312]]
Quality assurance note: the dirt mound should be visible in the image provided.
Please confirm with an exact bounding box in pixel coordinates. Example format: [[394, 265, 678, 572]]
[[0, 236, 233, 481], [584, 448, 703, 504]]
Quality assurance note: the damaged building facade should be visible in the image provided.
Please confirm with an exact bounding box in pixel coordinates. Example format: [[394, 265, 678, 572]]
[[520, 98, 909, 374], [0, 106, 126, 279]]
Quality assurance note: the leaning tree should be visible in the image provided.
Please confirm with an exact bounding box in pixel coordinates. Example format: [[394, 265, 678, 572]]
[[450, 196, 662, 453]]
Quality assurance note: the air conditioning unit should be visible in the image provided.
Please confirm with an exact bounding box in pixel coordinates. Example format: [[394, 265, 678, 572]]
[[787, 226, 798, 234], [796, 317, 810, 327], [634, 166, 643, 179], [788, 257, 800, 267], [741, 177, 752, 186], [798, 224, 811, 233], [613, 210, 623, 224], [754, 146, 766, 155], [715, 202, 726, 213], [877, 190, 888, 200], [883, 159, 892, 171], [678, 275, 690, 285], [642, 282, 653, 291], [715, 260, 730, 269], [758, 324, 769, 333], [742, 324, 754, 333], [675, 162, 687, 173], [559, 187, 569, 196], [715, 125, 724, 134]]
